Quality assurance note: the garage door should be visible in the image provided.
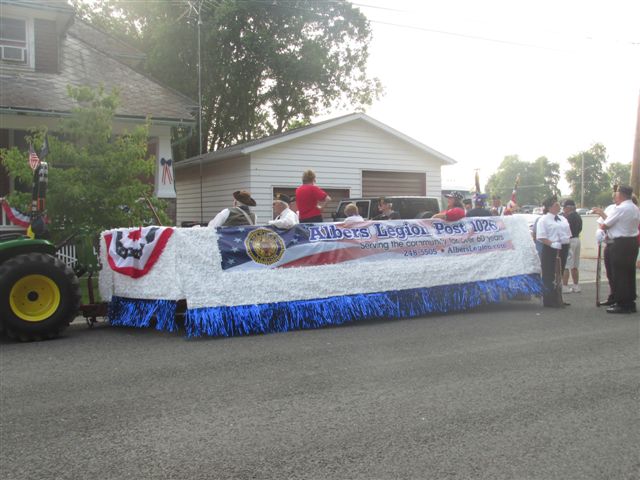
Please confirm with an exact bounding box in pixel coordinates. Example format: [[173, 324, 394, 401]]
[[362, 171, 426, 197], [273, 187, 350, 221]]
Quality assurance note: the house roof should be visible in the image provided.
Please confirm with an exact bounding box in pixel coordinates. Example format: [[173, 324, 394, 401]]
[[0, 20, 196, 125], [68, 18, 146, 66], [177, 113, 456, 169], [2, 0, 74, 15]]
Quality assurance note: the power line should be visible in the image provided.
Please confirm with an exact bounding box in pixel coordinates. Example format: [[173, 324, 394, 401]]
[[368, 19, 564, 51]]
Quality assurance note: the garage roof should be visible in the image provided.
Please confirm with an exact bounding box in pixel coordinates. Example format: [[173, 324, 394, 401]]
[[177, 113, 456, 169]]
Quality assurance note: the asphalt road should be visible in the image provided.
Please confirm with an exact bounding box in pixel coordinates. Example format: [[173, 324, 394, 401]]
[[1, 274, 638, 479]]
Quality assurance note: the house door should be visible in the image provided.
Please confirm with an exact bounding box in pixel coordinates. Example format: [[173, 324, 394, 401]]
[[362, 171, 426, 197]]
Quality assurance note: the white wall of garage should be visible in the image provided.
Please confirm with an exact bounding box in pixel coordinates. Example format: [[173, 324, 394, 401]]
[[176, 114, 453, 225]]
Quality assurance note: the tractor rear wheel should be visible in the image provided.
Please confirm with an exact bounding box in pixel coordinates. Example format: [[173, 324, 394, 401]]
[[0, 253, 81, 341]]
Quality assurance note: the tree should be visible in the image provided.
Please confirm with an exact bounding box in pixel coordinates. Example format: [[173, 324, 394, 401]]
[[564, 143, 610, 207], [74, 0, 382, 158], [606, 162, 632, 187], [588, 161, 631, 207], [1, 87, 166, 240], [485, 155, 560, 206]]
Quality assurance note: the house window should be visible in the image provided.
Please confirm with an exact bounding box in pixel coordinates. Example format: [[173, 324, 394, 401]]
[[0, 17, 28, 65]]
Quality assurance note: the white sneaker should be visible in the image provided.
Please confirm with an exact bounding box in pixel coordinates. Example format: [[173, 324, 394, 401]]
[[562, 285, 572, 294], [571, 285, 581, 293]]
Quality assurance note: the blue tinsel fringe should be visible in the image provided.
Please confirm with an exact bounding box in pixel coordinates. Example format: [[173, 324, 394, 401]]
[[108, 297, 178, 332], [184, 273, 542, 338], [107, 274, 542, 338]]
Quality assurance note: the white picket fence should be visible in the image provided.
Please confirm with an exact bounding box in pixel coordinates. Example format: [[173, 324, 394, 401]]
[[56, 243, 78, 268]]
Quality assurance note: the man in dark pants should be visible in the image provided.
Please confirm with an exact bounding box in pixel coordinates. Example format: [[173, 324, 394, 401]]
[[600, 185, 640, 314], [592, 191, 618, 305]]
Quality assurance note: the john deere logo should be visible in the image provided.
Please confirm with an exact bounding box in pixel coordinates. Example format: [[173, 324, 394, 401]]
[[245, 228, 286, 265]]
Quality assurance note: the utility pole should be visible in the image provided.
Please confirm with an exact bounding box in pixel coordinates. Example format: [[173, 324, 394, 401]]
[[195, 0, 204, 223], [580, 152, 585, 207]]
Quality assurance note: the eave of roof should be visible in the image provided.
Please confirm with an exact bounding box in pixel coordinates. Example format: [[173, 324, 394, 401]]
[[1, 0, 74, 15], [0, 107, 196, 127], [176, 113, 456, 169]]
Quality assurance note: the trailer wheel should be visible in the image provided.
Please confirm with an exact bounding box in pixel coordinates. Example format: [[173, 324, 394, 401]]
[[0, 253, 80, 341]]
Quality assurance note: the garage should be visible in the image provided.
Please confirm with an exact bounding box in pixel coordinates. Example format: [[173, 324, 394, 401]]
[[176, 113, 454, 225], [362, 170, 426, 197]]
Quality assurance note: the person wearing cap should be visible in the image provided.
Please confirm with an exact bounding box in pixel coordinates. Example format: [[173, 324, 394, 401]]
[[208, 190, 257, 228], [490, 196, 505, 216], [560, 199, 583, 293], [433, 192, 465, 221], [466, 194, 492, 217], [535, 196, 569, 308], [599, 185, 640, 314], [343, 203, 364, 224], [268, 194, 299, 229], [373, 197, 400, 220], [296, 169, 331, 223], [462, 198, 472, 213]]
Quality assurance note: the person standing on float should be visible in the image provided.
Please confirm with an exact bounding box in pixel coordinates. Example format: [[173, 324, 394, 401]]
[[296, 169, 331, 223], [433, 192, 465, 221]]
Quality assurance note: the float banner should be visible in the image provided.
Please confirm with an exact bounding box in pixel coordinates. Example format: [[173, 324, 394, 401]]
[[217, 218, 513, 271]]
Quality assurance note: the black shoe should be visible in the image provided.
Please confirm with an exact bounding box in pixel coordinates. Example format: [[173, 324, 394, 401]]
[[599, 300, 616, 307], [606, 305, 636, 314]]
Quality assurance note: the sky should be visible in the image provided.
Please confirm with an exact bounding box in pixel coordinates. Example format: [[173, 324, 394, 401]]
[[325, 0, 640, 192]]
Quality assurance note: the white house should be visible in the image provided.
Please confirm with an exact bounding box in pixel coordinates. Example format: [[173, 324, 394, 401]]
[[0, 0, 196, 231], [175, 113, 455, 225]]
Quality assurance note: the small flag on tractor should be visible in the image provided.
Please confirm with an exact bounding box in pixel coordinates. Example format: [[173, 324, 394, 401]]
[[28, 144, 40, 170]]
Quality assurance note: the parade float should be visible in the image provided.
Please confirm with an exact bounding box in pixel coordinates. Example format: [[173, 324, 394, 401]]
[[99, 215, 543, 338]]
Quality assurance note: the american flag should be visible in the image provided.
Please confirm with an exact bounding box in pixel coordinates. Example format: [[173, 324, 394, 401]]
[[28, 144, 40, 170]]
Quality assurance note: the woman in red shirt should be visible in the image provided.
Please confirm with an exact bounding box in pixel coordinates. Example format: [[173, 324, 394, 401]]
[[295, 170, 331, 223], [433, 191, 466, 221]]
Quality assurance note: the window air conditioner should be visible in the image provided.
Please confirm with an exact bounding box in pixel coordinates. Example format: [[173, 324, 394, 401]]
[[1, 46, 27, 63]]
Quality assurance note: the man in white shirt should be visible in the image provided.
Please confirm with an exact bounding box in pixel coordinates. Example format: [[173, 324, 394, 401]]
[[600, 185, 640, 313], [591, 191, 619, 306], [268, 194, 299, 229], [343, 203, 364, 224]]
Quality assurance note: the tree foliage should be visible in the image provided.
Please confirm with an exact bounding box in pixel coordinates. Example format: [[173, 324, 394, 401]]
[[606, 161, 631, 187], [485, 155, 560, 206], [564, 143, 613, 207], [1, 87, 167, 240], [74, 0, 382, 158]]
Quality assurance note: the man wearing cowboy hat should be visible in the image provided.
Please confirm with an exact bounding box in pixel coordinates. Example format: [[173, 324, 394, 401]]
[[208, 190, 257, 228], [268, 194, 299, 229]]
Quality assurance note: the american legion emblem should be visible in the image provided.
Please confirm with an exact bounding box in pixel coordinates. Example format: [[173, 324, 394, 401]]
[[244, 228, 286, 266]]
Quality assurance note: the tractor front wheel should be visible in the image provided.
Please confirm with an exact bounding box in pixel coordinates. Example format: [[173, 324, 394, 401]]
[[0, 253, 81, 341]]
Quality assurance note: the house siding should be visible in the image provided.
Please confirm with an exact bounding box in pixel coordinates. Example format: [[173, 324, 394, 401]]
[[176, 156, 251, 226], [34, 18, 58, 73], [249, 120, 443, 221]]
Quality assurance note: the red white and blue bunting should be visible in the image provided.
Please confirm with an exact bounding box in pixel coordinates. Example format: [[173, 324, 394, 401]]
[[100, 217, 542, 337], [1, 198, 31, 228], [104, 226, 174, 279]]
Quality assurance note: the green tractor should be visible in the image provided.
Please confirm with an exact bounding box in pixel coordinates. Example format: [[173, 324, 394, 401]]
[[0, 162, 80, 341], [0, 235, 81, 341]]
